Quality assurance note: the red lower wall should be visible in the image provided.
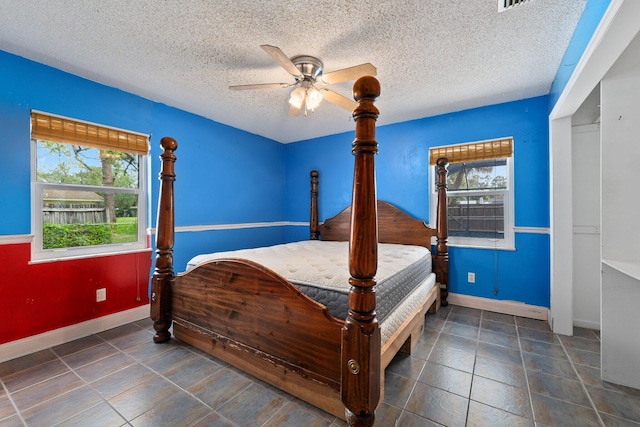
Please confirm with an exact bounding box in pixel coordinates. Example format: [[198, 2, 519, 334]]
[[3, 242, 152, 344]]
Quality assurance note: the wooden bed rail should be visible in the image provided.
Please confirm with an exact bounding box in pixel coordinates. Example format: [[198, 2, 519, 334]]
[[151, 137, 177, 343], [343, 76, 381, 427]]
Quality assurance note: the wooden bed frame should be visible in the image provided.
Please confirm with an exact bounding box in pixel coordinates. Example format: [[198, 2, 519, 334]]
[[150, 76, 449, 427]]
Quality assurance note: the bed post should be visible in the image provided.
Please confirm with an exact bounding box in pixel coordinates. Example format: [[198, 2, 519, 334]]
[[150, 137, 177, 343], [310, 170, 319, 240], [435, 157, 449, 306], [342, 76, 381, 427]]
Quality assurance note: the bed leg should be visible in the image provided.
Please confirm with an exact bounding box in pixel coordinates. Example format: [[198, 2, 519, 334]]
[[150, 137, 178, 343], [435, 158, 449, 307]]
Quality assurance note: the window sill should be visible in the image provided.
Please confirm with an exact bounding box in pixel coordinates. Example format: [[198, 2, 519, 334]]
[[29, 247, 152, 264]]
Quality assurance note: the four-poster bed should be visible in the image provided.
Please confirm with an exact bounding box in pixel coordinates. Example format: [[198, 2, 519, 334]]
[[150, 76, 449, 426]]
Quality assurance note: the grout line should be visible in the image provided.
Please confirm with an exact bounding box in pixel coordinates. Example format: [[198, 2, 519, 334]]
[[557, 336, 606, 427], [515, 315, 537, 424]]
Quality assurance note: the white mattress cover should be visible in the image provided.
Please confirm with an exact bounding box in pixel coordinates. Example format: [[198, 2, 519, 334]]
[[187, 240, 430, 293]]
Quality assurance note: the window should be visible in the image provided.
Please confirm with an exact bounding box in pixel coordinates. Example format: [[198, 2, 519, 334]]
[[31, 111, 149, 261], [430, 138, 514, 250]]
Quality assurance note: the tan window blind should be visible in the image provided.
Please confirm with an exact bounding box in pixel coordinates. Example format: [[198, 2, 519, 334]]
[[31, 111, 149, 155], [429, 137, 513, 165]]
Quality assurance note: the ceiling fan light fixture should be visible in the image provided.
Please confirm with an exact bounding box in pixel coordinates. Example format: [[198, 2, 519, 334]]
[[306, 86, 323, 110], [288, 86, 306, 109]]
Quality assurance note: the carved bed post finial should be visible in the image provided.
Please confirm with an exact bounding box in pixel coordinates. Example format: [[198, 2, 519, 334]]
[[343, 76, 381, 427], [435, 157, 449, 306], [151, 137, 178, 343], [310, 170, 319, 240]]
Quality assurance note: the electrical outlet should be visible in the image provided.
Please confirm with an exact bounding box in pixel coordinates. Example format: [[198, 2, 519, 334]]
[[468, 272, 475, 283], [96, 288, 106, 302]]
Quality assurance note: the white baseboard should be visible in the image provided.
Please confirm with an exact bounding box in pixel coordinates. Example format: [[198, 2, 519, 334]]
[[573, 318, 601, 331], [447, 293, 548, 321], [0, 305, 150, 363]]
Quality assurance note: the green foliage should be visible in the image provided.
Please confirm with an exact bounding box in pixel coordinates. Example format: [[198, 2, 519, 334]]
[[42, 222, 138, 249], [43, 223, 112, 249]]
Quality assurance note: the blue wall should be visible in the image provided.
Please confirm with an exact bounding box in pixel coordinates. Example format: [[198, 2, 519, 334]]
[[0, 50, 286, 271], [285, 96, 551, 307]]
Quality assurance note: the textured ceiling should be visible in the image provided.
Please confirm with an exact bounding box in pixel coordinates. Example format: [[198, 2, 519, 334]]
[[0, 0, 587, 143]]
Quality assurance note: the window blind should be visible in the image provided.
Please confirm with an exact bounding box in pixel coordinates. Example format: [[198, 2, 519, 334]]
[[31, 111, 149, 155], [429, 137, 513, 165]]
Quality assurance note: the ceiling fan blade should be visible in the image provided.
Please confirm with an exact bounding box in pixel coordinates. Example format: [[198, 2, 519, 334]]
[[260, 45, 302, 77], [228, 82, 291, 91], [288, 103, 302, 116], [317, 63, 377, 85], [320, 88, 358, 112]]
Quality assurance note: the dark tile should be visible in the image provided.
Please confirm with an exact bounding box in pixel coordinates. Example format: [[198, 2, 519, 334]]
[[515, 317, 551, 332], [0, 415, 23, 427], [410, 332, 437, 360], [56, 401, 127, 427], [10, 370, 84, 412], [190, 411, 238, 427], [587, 385, 640, 423], [91, 364, 157, 400], [565, 347, 600, 368], [435, 333, 477, 354], [189, 368, 252, 409], [107, 328, 155, 351], [442, 321, 479, 340], [130, 389, 212, 427], [0, 349, 56, 378], [518, 327, 559, 344], [262, 399, 333, 427], [108, 375, 183, 421], [61, 342, 118, 369], [470, 376, 532, 418], [0, 394, 16, 420], [217, 382, 288, 426], [575, 364, 640, 398], [474, 355, 527, 389], [520, 338, 567, 360], [572, 327, 600, 341], [74, 351, 137, 383], [418, 361, 472, 398], [477, 341, 523, 367], [384, 371, 416, 407], [124, 339, 176, 362], [428, 344, 476, 373], [558, 335, 601, 353], [51, 334, 105, 358], [372, 403, 403, 427], [424, 316, 445, 332], [479, 329, 520, 350], [162, 355, 224, 389], [448, 312, 481, 328], [396, 409, 443, 426], [467, 400, 534, 427], [482, 311, 516, 325], [2, 358, 69, 393], [386, 354, 426, 381], [523, 352, 578, 380], [143, 345, 199, 375], [527, 370, 591, 407], [599, 412, 640, 427], [406, 381, 468, 427], [531, 392, 600, 427], [481, 319, 517, 336], [451, 306, 482, 318], [21, 385, 102, 426], [98, 323, 147, 342]]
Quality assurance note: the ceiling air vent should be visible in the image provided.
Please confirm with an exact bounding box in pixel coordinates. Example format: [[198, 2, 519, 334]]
[[498, 0, 532, 12]]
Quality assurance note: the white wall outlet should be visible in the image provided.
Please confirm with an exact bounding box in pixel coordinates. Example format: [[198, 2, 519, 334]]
[[96, 288, 107, 302], [468, 272, 476, 283]]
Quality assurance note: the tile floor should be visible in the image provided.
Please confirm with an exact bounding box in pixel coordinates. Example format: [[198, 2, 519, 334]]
[[1, 304, 640, 426]]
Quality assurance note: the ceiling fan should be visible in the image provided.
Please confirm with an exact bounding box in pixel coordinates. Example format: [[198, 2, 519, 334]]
[[229, 45, 377, 116]]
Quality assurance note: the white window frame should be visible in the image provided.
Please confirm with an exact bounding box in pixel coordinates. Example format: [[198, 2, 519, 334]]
[[30, 132, 149, 263], [430, 141, 515, 251]]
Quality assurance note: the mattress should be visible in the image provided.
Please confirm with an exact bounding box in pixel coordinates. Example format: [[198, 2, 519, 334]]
[[187, 240, 434, 329]]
